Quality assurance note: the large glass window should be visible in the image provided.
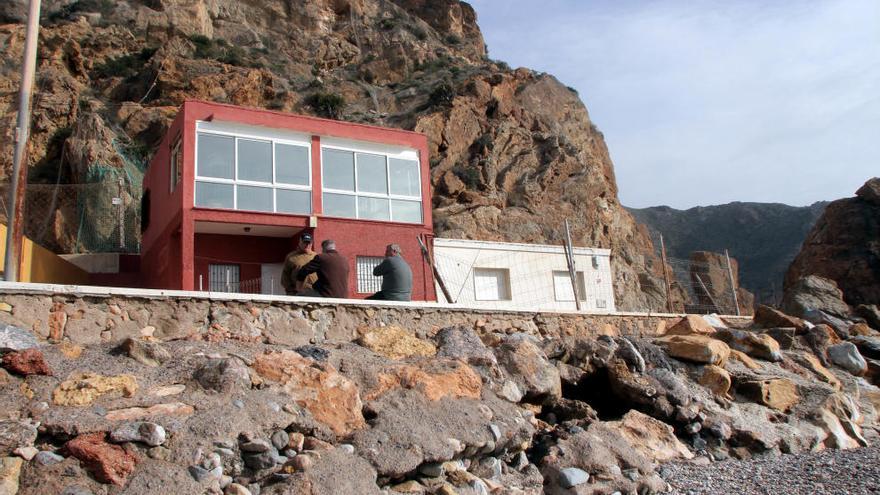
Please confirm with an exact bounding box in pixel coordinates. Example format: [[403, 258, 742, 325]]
[[195, 130, 311, 214], [322, 146, 422, 223]]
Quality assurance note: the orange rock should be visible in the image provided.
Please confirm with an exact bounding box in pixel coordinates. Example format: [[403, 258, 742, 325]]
[[65, 432, 137, 485], [658, 335, 730, 366], [2, 349, 51, 376], [728, 349, 762, 370], [253, 351, 365, 437], [790, 353, 841, 390], [698, 365, 731, 396], [356, 326, 436, 360], [365, 360, 482, 402], [605, 410, 693, 462], [58, 341, 83, 359], [738, 378, 799, 412], [665, 315, 716, 336]]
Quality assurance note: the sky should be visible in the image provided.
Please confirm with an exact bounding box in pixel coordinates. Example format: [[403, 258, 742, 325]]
[[468, 0, 880, 209]]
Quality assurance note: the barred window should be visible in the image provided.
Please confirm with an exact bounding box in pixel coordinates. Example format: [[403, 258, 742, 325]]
[[356, 256, 384, 293]]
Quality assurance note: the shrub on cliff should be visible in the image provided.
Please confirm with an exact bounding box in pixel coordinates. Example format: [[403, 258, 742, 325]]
[[305, 92, 346, 119]]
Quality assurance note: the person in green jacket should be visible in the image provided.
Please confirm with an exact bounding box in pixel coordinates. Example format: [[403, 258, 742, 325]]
[[366, 243, 413, 301]]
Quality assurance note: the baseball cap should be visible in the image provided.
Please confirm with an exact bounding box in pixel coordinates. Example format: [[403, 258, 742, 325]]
[[300, 233, 313, 242]]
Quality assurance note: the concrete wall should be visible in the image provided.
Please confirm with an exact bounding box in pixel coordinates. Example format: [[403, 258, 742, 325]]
[[0, 225, 89, 285], [0, 282, 745, 347], [433, 238, 616, 312]]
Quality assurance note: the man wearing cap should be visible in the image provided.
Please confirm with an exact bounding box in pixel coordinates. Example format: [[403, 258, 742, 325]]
[[281, 233, 317, 295]]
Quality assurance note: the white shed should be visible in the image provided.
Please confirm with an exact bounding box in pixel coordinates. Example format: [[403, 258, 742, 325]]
[[432, 238, 616, 312]]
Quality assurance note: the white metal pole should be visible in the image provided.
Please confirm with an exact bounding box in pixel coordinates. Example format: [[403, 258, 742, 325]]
[[3, 0, 42, 281], [725, 249, 741, 316]]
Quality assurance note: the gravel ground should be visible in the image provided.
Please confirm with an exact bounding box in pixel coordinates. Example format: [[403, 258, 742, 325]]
[[661, 447, 880, 495]]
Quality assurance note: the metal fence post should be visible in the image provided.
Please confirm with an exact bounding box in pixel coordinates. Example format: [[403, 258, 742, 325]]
[[724, 249, 741, 316], [563, 219, 582, 311], [659, 234, 673, 312]]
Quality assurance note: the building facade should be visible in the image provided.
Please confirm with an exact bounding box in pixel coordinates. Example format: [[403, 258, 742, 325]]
[[432, 238, 616, 312], [140, 101, 436, 300]]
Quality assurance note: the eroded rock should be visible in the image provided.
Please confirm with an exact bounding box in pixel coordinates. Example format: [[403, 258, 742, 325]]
[[52, 373, 138, 406], [65, 432, 137, 485]]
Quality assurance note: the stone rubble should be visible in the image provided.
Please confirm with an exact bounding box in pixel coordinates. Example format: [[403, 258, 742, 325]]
[[0, 292, 877, 493]]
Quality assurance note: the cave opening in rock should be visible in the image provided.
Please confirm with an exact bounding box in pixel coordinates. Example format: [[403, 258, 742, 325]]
[[563, 368, 631, 421]]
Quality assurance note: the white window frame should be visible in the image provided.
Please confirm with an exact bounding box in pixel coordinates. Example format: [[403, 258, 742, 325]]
[[170, 138, 182, 193], [552, 270, 587, 302], [320, 140, 422, 224], [473, 267, 512, 301], [193, 121, 313, 214]]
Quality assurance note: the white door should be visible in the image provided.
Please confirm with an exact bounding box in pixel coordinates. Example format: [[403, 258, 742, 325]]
[[261, 263, 284, 295]]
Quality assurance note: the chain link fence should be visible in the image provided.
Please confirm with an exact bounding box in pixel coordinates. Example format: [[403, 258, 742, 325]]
[[0, 172, 142, 254]]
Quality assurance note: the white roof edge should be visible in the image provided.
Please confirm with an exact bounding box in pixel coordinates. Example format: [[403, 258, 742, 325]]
[[0, 281, 750, 319], [433, 237, 612, 255]]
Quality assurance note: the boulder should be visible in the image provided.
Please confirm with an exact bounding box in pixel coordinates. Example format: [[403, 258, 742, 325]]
[[65, 432, 137, 485], [787, 352, 841, 390], [714, 328, 782, 362], [802, 309, 851, 339], [109, 422, 166, 446], [357, 326, 436, 360], [435, 326, 496, 366], [657, 334, 730, 366], [728, 349, 762, 370], [253, 351, 365, 436], [665, 315, 716, 336], [495, 335, 561, 401], [698, 365, 731, 396], [364, 359, 482, 402], [52, 373, 138, 406], [827, 342, 868, 376], [606, 410, 694, 462], [762, 327, 798, 350], [782, 276, 851, 318], [0, 457, 23, 495], [850, 336, 880, 360], [737, 378, 799, 412], [1, 348, 52, 375], [753, 305, 807, 331], [193, 357, 251, 393], [118, 338, 171, 367], [615, 337, 646, 373], [802, 324, 841, 365], [0, 323, 38, 351]]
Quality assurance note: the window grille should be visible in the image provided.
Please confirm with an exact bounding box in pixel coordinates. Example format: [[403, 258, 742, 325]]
[[356, 256, 385, 293], [209, 264, 240, 292]]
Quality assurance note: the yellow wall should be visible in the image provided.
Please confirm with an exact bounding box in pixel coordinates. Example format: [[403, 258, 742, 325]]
[[0, 224, 89, 284]]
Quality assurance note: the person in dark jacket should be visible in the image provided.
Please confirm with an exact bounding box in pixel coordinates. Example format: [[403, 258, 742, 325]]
[[295, 239, 349, 298], [366, 243, 413, 301]]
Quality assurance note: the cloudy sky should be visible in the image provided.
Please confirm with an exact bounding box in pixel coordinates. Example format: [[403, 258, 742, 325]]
[[468, 0, 880, 208]]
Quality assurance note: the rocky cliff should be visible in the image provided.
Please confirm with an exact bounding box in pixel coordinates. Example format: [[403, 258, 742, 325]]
[[785, 178, 880, 309], [628, 201, 827, 301], [0, 0, 665, 310]]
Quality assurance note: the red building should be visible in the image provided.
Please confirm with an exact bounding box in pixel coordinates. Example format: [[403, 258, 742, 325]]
[[140, 100, 436, 301]]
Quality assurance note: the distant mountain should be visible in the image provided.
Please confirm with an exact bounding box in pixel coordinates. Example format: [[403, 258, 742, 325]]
[[627, 201, 828, 302]]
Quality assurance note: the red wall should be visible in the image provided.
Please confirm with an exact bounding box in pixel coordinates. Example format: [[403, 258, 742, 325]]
[[138, 100, 436, 300], [193, 234, 293, 291]]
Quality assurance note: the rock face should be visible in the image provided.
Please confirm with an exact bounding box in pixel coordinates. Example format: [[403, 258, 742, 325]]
[[0, 0, 667, 310], [785, 177, 880, 308], [688, 251, 754, 315], [782, 275, 852, 318]]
